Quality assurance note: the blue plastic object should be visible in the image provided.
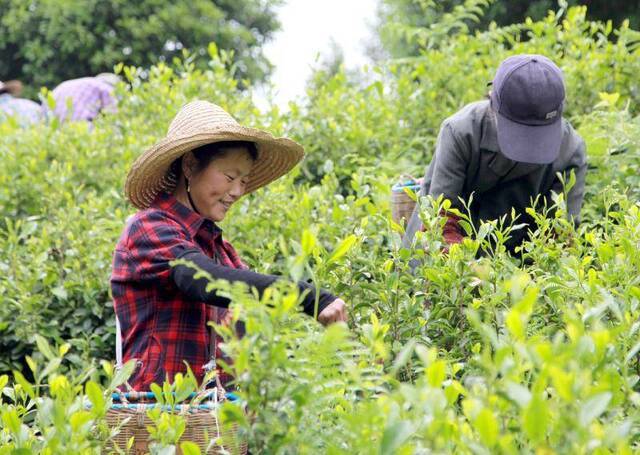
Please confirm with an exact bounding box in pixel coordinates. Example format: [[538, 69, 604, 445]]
[[109, 403, 217, 411], [109, 390, 239, 405], [391, 181, 421, 193]]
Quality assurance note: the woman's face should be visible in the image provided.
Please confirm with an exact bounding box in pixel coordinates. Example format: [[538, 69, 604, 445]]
[[185, 147, 255, 222]]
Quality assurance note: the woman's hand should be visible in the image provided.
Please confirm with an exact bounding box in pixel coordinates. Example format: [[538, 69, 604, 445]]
[[318, 298, 347, 325]]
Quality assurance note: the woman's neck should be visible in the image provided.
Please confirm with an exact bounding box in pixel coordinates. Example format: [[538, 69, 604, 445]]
[[173, 176, 194, 212]]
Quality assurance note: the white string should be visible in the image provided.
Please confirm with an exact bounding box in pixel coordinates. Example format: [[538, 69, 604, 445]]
[[115, 315, 123, 369]]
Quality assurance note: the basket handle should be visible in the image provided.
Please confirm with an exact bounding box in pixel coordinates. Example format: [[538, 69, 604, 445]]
[[398, 173, 419, 184], [200, 320, 227, 402], [114, 315, 136, 393]]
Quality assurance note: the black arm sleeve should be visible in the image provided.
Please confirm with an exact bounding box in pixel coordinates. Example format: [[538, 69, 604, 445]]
[[170, 249, 336, 318]]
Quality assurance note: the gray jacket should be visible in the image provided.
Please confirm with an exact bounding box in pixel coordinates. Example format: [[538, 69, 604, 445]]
[[402, 100, 587, 251]]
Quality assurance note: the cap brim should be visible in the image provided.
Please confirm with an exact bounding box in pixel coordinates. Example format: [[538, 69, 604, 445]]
[[496, 113, 562, 164]]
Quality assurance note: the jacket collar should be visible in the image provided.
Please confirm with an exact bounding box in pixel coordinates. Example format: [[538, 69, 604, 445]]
[[479, 103, 500, 153], [153, 192, 221, 238]]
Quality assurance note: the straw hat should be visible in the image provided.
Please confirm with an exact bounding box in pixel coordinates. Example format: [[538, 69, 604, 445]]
[[125, 100, 304, 209]]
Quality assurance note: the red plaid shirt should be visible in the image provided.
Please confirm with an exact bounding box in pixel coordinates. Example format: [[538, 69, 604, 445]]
[[111, 192, 246, 390]]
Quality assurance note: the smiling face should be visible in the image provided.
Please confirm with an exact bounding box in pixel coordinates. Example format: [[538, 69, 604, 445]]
[[181, 146, 256, 222]]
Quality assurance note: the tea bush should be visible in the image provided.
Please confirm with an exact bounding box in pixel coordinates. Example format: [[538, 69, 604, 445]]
[[1, 4, 640, 453]]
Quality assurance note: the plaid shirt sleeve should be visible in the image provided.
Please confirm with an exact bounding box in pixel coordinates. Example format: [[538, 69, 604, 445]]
[[116, 210, 196, 284]]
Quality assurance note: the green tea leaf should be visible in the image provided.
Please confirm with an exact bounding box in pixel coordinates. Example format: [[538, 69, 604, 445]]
[[505, 308, 524, 340], [39, 358, 61, 381], [301, 228, 316, 256], [58, 343, 71, 357], [13, 370, 35, 399], [326, 234, 357, 265], [390, 339, 416, 377], [1, 409, 22, 434], [180, 441, 201, 455], [34, 334, 55, 361], [579, 392, 612, 427], [380, 421, 414, 454], [110, 360, 137, 390], [70, 410, 93, 432], [220, 401, 248, 426], [625, 340, 640, 364], [523, 394, 549, 443], [86, 381, 105, 410], [426, 360, 446, 387], [474, 408, 498, 447], [504, 382, 531, 408]]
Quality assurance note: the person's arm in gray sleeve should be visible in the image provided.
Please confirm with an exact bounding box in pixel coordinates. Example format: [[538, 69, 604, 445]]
[[428, 123, 469, 204], [551, 135, 587, 225], [401, 122, 469, 249]]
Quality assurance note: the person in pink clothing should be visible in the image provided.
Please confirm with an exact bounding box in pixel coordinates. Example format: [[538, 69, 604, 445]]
[[47, 73, 118, 123]]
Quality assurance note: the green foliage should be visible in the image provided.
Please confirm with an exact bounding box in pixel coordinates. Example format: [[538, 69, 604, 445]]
[[0, 336, 136, 454], [1, 4, 640, 453], [482, 0, 640, 31], [377, 0, 640, 58], [576, 94, 640, 218], [379, 0, 495, 56], [0, 0, 282, 97]]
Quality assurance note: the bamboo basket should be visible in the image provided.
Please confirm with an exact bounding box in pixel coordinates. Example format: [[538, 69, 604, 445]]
[[391, 177, 422, 226], [106, 391, 247, 454]]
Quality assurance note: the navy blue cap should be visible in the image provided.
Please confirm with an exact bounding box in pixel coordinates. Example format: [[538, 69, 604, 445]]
[[490, 54, 565, 164]]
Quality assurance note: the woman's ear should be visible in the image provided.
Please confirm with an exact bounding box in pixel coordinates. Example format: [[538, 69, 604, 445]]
[[182, 152, 197, 180]]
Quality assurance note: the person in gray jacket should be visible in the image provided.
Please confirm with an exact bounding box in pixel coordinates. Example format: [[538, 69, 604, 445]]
[[402, 54, 587, 255]]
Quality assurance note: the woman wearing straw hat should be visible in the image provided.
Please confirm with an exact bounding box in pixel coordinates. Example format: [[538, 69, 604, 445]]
[[47, 73, 118, 123], [111, 100, 347, 390]]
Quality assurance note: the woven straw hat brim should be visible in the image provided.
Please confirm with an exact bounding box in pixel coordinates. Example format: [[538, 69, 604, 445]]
[[125, 126, 303, 209]]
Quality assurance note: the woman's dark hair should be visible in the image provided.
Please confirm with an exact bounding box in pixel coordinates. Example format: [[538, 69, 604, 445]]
[[170, 140, 258, 179], [0, 80, 22, 96]]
